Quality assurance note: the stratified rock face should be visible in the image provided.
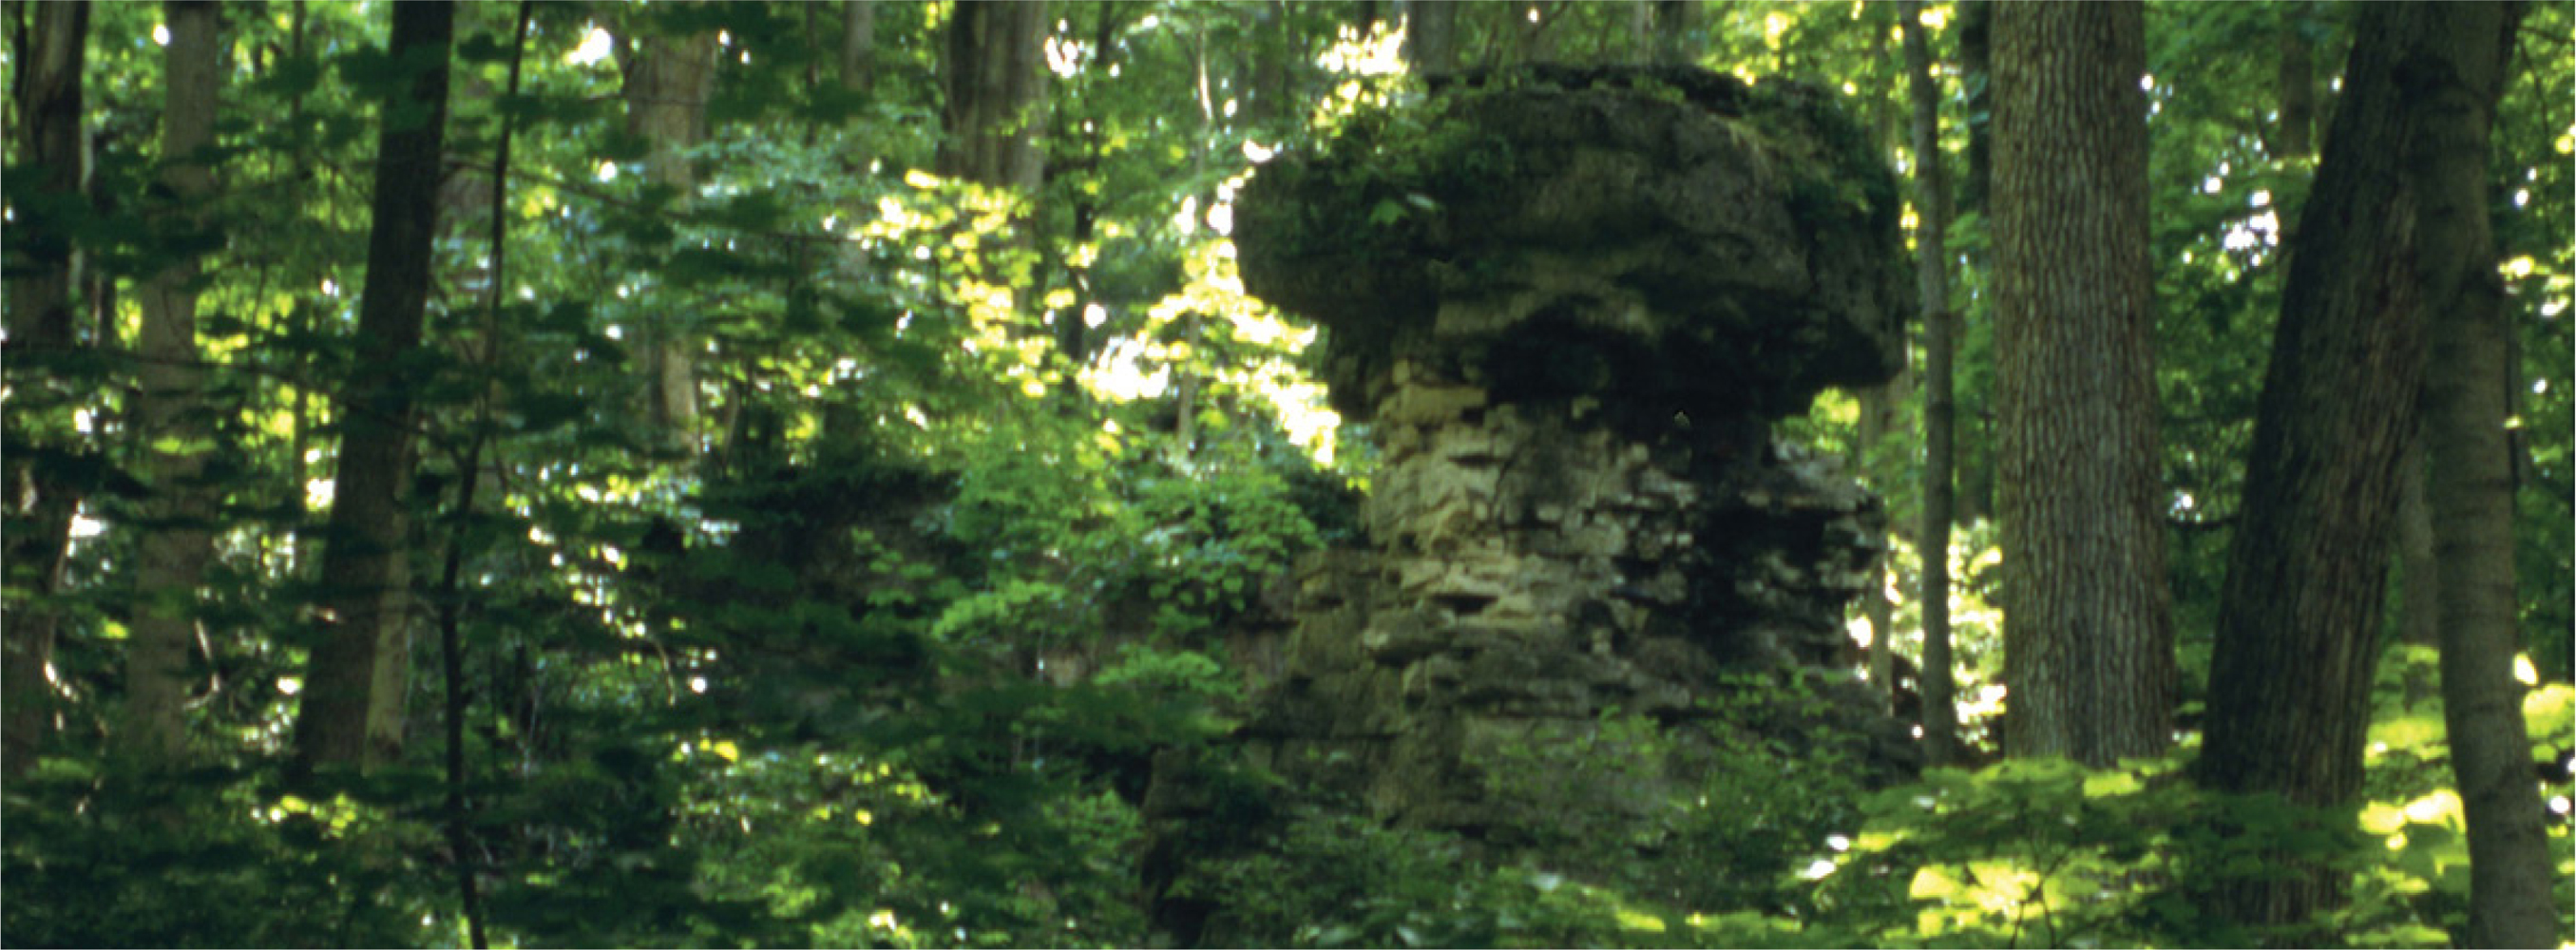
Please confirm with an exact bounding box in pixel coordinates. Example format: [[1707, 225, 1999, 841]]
[[1225, 66, 1917, 837]]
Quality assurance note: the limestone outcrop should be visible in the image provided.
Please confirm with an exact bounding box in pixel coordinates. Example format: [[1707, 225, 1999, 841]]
[[1147, 66, 1917, 936]]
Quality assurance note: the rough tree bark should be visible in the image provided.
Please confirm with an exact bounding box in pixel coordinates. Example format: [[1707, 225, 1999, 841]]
[[2193, 3, 2436, 934], [1901, 0, 1962, 764], [1991, 0, 2173, 767], [123, 0, 225, 763], [293, 0, 454, 770], [1, 0, 90, 779], [2401, 4, 2557, 945]]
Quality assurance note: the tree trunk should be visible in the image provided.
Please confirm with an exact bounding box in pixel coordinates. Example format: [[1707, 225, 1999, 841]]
[[1655, 0, 1698, 66], [123, 0, 225, 763], [2398, 428, 2439, 652], [2402, 5, 2556, 945], [1860, 380, 1897, 709], [1246, 0, 1292, 130], [1991, 0, 2172, 767], [841, 0, 875, 98], [620, 10, 718, 445], [1, 0, 89, 779], [2193, 3, 2435, 934], [1401, 0, 1457, 75], [294, 0, 454, 770], [2273, 1, 2316, 161], [939, 0, 1049, 195], [1901, 0, 1962, 764]]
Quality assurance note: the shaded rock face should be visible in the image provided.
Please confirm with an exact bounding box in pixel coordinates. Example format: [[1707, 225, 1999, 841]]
[[1142, 70, 1914, 931], [1236, 65, 1909, 427], [1218, 66, 1916, 839]]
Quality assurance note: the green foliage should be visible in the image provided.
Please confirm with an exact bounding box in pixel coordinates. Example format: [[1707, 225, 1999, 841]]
[[2, 764, 434, 949], [7, 2, 2568, 947], [1185, 808, 1651, 949]]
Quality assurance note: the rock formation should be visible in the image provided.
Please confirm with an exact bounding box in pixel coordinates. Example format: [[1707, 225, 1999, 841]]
[[1147, 66, 1918, 938]]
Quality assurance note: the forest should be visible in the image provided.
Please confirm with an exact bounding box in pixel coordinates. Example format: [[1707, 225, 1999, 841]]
[[1, 0, 2570, 947]]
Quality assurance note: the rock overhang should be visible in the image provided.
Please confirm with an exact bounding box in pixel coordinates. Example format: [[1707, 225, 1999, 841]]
[[1235, 65, 1911, 425]]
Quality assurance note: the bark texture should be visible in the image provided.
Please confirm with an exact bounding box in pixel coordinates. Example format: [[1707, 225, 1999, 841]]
[[939, 0, 1049, 194], [2402, 4, 2557, 945], [2193, 3, 2434, 934], [294, 0, 454, 770], [1, 0, 89, 778], [1901, 0, 1961, 764], [1990, 0, 2172, 767], [2398, 432, 2440, 651], [124, 0, 225, 762]]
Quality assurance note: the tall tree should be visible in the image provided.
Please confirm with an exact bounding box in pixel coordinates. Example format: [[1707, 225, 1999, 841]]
[[293, 0, 455, 770], [1901, 0, 1962, 764], [1401, 0, 1457, 75], [2397, 431, 2442, 684], [939, 0, 1048, 195], [1990, 0, 2173, 767], [619, 8, 719, 444], [2193, 2, 2436, 932], [841, 0, 876, 98], [123, 0, 226, 762], [1, 0, 91, 778], [2402, 4, 2556, 945], [1951, 0, 1996, 522], [2271, 1, 2317, 161]]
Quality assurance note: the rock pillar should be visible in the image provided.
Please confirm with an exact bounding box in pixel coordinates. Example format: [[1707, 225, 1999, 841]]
[[1225, 66, 1918, 839]]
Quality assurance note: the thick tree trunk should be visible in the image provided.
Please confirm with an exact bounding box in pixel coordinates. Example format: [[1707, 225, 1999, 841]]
[[2193, 3, 2436, 934], [1401, 0, 1457, 75], [2402, 5, 2557, 945], [620, 12, 718, 444], [2398, 430, 2440, 652], [1901, 0, 1962, 764], [124, 0, 225, 763], [939, 0, 1049, 195], [1991, 0, 2172, 767], [294, 0, 454, 770], [2, 0, 89, 779]]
